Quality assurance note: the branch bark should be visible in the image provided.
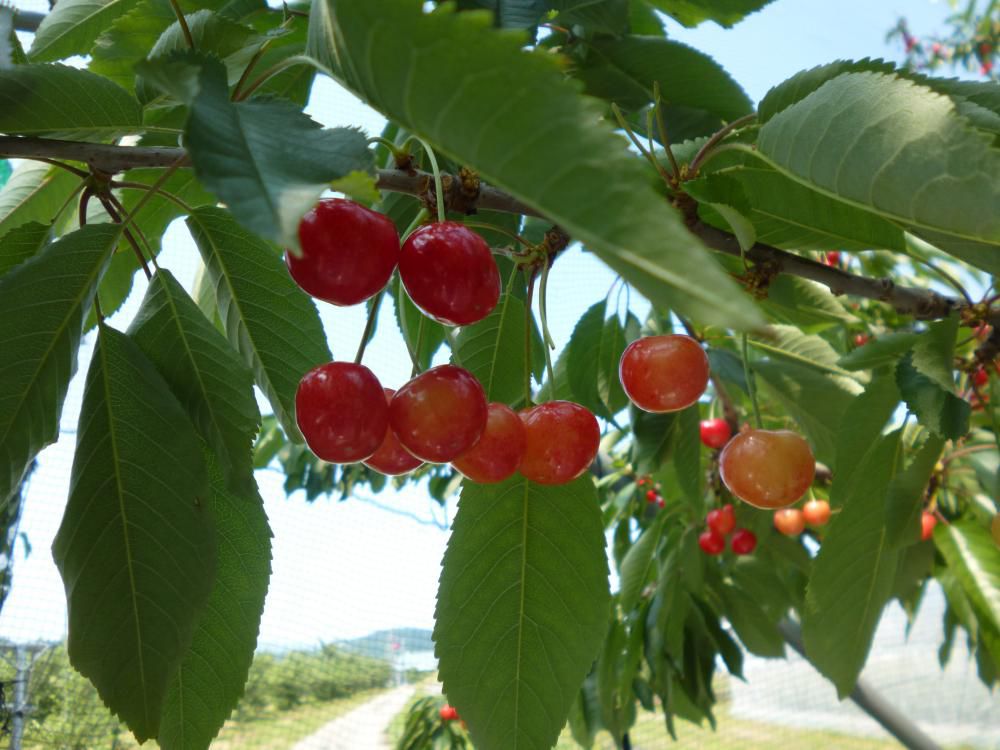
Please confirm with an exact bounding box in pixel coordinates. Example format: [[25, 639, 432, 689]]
[[0, 135, 974, 324]]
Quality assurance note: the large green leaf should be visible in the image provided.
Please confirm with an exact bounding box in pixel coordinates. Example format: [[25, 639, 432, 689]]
[[803, 432, 901, 698], [756, 72, 1000, 272], [391, 274, 446, 372], [0, 64, 142, 138], [310, 0, 763, 329], [896, 354, 970, 441], [565, 300, 629, 420], [128, 270, 261, 495], [884, 434, 945, 549], [759, 276, 855, 330], [186, 207, 330, 441], [619, 512, 666, 613], [89, 0, 178, 90], [0, 161, 83, 240], [830, 372, 899, 503], [719, 582, 785, 658], [158, 449, 271, 750], [52, 325, 215, 742], [0, 224, 118, 510], [0, 221, 49, 278], [434, 474, 611, 750], [758, 59, 896, 124], [837, 332, 919, 372], [645, 0, 775, 27], [750, 324, 857, 379], [29, 0, 142, 61]]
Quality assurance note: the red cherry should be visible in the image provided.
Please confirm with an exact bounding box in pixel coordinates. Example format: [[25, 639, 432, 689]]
[[295, 362, 387, 463], [389, 365, 488, 463], [698, 529, 725, 555], [802, 499, 831, 527], [288, 198, 399, 306], [363, 389, 423, 476], [398, 222, 501, 326], [646, 489, 659, 503], [921, 511, 937, 541], [440, 704, 458, 722], [730, 528, 757, 555], [636, 476, 649, 486], [973, 368, 990, 388], [699, 418, 732, 449], [519, 401, 600, 485], [619, 335, 709, 413], [453, 403, 526, 483], [854, 333, 870, 347], [720, 428, 815, 509], [824, 251, 840, 266], [774, 508, 806, 536], [656, 496, 665, 509], [706, 504, 736, 536]]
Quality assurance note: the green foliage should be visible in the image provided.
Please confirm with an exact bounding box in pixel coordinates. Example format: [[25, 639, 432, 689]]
[[0, 220, 49, 277], [647, 0, 775, 28], [396, 695, 473, 750], [0, 160, 83, 240], [29, 0, 144, 62], [565, 300, 631, 420]]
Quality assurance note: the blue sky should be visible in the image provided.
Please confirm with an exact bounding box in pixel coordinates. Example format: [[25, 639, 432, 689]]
[[1, 0, 963, 649]]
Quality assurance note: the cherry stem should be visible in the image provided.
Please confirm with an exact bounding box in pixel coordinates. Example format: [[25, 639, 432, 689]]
[[233, 55, 316, 102], [98, 194, 153, 280], [411, 315, 426, 379], [538, 253, 557, 352], [652, 81, 682, 181], [167, 0, 195, 49], [412, 137, 447, 224], [461, 220, 532, 248], [688, 113, 757, 176], [117, 156, 186, 231], [524, 268, 538, 407], [110, 180, 194, 215], [741, 333, 763, 428], [366, 136, 410, 164], [355, 288, 385, 365]]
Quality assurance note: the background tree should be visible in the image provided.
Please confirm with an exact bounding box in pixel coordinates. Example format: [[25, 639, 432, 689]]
[[1, 2, 999, 750]]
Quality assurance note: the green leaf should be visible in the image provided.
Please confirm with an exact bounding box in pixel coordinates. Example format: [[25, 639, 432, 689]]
[[566, 300, 628, 420], [645, 0, 775, 27], [434, 474, 611, 750], [758, 59, 896, 124], [884, 434, 945, 549], [186, 207, 331, 441], [672, 405, 701, 506], [29, 0, 142, 62], [551, 0, 628, 34], [760, 276, 856, 330], [757, 72, 1000, 271], [0, 221, 49, 278], [0, 224, 119, 510], [52, 325, 215, 741], [158, 448, 271, 750], [837, 332, 919, 371], [89, 0, 179, 91], [830, 372, 899, 501], [0, 64, 142, 138], [311, 0, 763, 329], [453, 289, 535, 406], [896, 354, 970, 440], [464, 0, 547, 28], [719, 583, 785, 658], [619, 513, 666, 612], [392, 275, 446, 373], [575, 36, 752, 123], [630, 408, 677, 475], [803, 432, 901, 698], [750, 324, 858, 380], [910, 316, 959, 393], [128, 270, 261, 495], [0, 161, 82, 240]]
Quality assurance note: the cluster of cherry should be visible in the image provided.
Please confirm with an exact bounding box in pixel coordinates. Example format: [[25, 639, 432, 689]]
[[697, 504, 756, 556], [289, 198, 601, 485]]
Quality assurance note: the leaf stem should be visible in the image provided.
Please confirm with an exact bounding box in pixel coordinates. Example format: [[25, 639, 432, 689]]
[[117, 157, 186, 230], [652, 81, 682, 181], [355, 287, 385, 365], [610, 103, 673, 188], [110, 180, 194, 214], [411, 315, 426, 378], [524, 268, 538, 407], [689, 114, 757, 175], [461, 220, 531, 247], [99, 194, 153, 280], [167, 0, 195, 49], [741, 332, 763, 428], [233, 55, 317, 102]]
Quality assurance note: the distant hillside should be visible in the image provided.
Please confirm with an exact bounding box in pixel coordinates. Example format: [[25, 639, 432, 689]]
[[338, 627, 434, 659]]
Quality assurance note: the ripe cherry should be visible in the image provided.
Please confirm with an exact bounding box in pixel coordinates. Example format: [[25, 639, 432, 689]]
[[519, 401, 600, 485], [824, 251, 840, 266], [289, 198, 400, 306], [440, 704, 458, 722], [453, 402, 526, 483], [719, 428, 815, 509], [774, 508, 806, 536], [363, 389, 423, 476], [921, 511, 937, 541], [389, 365, 488, 463], [973, 368, 990, 388], [296, 362, 387, 463], [854, 333, 870, 347], [646, 489, 659, 503], [700, 418, 732, 449], [730, 528, 757, 555], [706, 504, 736, 536], [698, 529, 725, 556], [398, 222, 500, 326], [802, 499, 831, 527], [619, 334, 710, 413]]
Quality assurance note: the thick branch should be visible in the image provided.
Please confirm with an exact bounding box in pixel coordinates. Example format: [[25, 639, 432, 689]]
[[0, 136, 974, 323]]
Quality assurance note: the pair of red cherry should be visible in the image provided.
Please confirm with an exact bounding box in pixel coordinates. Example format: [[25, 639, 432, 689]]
[[288, 198, 500, 326], [698, 503, 756, 555], [296, 362, 600, 485]]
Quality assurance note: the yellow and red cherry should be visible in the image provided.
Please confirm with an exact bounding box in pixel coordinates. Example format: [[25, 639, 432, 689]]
[[921, 511, 937, 541], [389, 365, 488, 463], [289, 198, 400, 306], [363, 388, 423, 476], [802, 498, 831, 527], [518, 401, 600, 485], [730, 528, 757, 555], [398, 222, 500, 326], [706, 504, 736, 536], [698, 529, 725, 556], [774, 508, 806, 536], [700, 418, 732, 449], [453, 402, 526, 483], [720, 428, 815, 509], [619, 334, 709, 413], [295, 362, 387, 463]]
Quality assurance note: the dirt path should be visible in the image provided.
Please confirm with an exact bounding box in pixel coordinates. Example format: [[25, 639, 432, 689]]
[[291, 684, 417, 750]]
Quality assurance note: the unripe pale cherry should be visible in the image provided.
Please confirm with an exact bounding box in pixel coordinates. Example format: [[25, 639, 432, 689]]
[[774, 508, 806, 536], [389, 365, 488, 463], [619, 334, 710, 413], [363, 388, 423, 476], [802, 499, 831, 527], [398, 222, 501, 326], [453, 403, 526, 483], [295, 362, 387, 463], [719, 427, 815, 509], [518, 401, 600, 485], [288, 198, 400, 306]]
